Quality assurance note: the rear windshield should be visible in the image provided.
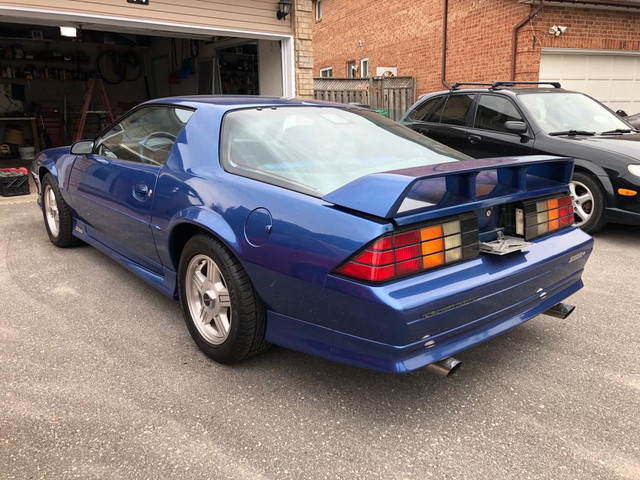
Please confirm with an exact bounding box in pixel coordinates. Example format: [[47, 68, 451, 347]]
[[220, 106, 470, 196]]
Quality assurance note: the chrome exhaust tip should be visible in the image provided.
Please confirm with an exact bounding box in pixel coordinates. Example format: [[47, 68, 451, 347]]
[[425, 357, 462, 377], [544, 302, 576, 320]]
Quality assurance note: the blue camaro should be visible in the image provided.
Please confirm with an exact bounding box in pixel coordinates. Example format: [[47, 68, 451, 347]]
[[32, 96, 593, 375]]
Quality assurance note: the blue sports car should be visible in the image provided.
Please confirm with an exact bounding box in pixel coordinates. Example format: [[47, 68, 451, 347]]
[[32, 96, 593, 375]]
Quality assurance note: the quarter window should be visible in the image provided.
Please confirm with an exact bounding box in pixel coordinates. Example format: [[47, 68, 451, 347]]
[[474, 95, 523, 133], [95, 106, 193, 165], [440, 94, 475, 126], [408, 96, 446, 122]]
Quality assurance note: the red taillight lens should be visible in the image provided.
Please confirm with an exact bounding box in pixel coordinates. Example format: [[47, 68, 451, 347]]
[[335, 213, 479, 283], [520, 194, 574, 240]]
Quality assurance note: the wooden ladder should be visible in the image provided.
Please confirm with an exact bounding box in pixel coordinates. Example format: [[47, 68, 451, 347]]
[[74, 78, 115, 142]]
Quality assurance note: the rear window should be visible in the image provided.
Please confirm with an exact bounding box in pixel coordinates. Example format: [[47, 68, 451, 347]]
[[440, 94, 474, 126], [220, 106, 471, 196]]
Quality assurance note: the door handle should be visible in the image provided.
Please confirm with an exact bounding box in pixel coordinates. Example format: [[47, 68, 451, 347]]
[[418, 127, 430, 135], [468, 134, 482, 144], [94, 157, 109, 165], [133, 184, 150, 198]]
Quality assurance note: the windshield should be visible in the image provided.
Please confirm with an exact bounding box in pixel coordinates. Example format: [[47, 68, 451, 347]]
[[519, 92, 631, 135], [220, 106, 470, 196]]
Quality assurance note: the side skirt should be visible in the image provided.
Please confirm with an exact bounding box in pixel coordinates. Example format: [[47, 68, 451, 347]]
[[71, 219, 178, 299]]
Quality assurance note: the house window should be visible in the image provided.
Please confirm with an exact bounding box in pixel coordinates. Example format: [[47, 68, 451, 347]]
[[315, 0, 322, 20], [346, 60, 357, 78], [320, 67, 333, 78], [360, 58, 369, 78]]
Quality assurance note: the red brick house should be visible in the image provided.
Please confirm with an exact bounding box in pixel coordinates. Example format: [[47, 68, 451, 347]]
[[313, 0, 640, 113]]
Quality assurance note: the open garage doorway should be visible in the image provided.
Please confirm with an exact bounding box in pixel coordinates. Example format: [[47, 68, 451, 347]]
[[0, 14, 292, 156]]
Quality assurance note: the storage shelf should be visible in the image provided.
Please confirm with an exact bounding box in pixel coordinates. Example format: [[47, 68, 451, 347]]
[[0, 58, 90, 65], [0, 78, 88, 82], [0, 35, 148, 49]]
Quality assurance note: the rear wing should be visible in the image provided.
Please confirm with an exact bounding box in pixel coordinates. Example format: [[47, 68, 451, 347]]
[[323, 155, 573, 220]]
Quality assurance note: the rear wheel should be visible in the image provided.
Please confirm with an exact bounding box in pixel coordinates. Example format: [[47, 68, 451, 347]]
[[570, 171, 606, 234], [41, 173, 80, 248], [178, 234, 269, 364]]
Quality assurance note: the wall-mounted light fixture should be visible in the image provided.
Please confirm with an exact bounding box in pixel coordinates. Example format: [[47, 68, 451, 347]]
[[60, 26, 77, 38], [277, 0, 292, 20], [548, 25, 567, 36]]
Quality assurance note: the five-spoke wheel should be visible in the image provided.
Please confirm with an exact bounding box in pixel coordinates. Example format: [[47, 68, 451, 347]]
[[178, 234, 268, 364], [41, 173, 80, 247], [186, 254, 232, 345], [44, 184, 60, 238], [569, 171, 606, 234]]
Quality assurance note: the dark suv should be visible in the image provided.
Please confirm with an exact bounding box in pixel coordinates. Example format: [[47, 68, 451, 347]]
[[400, 81, 640, 233]]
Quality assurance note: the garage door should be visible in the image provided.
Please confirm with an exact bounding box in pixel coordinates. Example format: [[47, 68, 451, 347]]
[[539, 49, 640, 115]]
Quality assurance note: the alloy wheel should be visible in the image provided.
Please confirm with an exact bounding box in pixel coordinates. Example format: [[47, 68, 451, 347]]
[[569, 180, 594, 227], [185, 254, 232, 345], [44, 185, 60, 237]]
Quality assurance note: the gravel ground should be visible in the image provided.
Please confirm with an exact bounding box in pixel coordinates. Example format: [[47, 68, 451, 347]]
[[1, 200, 639, 480]]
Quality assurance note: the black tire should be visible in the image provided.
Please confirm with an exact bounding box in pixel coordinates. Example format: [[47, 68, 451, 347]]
[[41, 173, 81, 248], [570, 171, 606, 234], [178, 234, 269, 364]]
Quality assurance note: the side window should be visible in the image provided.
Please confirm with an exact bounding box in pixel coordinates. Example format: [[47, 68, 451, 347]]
[[440, 94, 474, 126], [474, 95, 523, 133], [95, 106, 194, 165], [407, 96, 445, 122]]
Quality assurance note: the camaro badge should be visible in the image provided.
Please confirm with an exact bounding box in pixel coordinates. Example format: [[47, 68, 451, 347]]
[[569, 251, 586, 263]]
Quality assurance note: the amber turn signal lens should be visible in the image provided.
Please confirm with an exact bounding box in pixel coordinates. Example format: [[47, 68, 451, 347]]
[[618, 188, 637, 197]]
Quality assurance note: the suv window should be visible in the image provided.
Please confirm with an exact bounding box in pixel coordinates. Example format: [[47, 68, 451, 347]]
[[407, 96, 446, 122], [441, 94, 474, 126], [474, 95, 523, 133], [95, 106, 194, 165]]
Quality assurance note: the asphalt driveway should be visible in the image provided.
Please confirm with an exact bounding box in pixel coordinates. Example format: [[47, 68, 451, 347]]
[[1, 198, 639, 479]]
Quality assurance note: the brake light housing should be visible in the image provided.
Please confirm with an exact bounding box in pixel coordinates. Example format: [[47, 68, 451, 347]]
[[335, 212, 479, 283], [516, 194, 574, 240]]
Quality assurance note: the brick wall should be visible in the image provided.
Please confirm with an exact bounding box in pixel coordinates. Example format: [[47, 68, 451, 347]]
[[517, 5, 640, 80], [313, 0, 444, 95], [293, 0, 314, 98], [313, 0, 640, 97]]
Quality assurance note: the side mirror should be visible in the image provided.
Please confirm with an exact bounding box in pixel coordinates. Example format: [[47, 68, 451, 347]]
[[616, 109, 629, 118], [70, 140, 94, 155], [504, 121, 528, 135]]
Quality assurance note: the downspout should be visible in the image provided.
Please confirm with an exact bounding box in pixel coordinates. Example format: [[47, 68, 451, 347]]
[[441, 0, 450, 89], [511, 0, 545, 81]]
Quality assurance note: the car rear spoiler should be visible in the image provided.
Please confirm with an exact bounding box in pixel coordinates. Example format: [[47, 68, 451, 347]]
[[323, 155, 574, 220]]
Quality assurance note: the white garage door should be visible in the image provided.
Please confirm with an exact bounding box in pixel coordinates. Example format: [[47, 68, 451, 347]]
[[539, 49, 640, 115]]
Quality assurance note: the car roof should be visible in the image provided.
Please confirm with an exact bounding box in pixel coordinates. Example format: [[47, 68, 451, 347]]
[[143, 95, 345, 111]]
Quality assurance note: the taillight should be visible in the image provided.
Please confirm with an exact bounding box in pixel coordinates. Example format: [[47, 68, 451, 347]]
[[336, 213, 479, 283], [516, 194, 574, 240]]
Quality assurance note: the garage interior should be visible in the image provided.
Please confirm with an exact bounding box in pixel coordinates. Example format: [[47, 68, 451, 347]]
[[0, 19, 284, 175]]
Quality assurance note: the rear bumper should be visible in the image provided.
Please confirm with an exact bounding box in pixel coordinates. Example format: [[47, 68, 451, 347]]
[[265, 227, 593, 373]]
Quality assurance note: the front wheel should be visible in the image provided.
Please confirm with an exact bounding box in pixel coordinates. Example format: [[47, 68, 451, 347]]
[[41, 173, 80, 248], [178, 234, 269, 364], [569, 171, 606, 234]]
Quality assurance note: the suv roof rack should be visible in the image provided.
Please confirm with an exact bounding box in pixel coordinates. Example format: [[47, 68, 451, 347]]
[[491, 81, 561, 89], [450, 81, 562, 91], [450, 82, 493, 90]]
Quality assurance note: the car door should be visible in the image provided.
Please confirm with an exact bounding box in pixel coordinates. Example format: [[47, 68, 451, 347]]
[[68, 105, 193, 273], [462, 94, 534, 158]]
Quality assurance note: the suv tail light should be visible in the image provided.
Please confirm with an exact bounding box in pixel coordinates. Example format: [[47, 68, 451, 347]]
[[516, 194, 573, 240], [335, 212, 479, 283]]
